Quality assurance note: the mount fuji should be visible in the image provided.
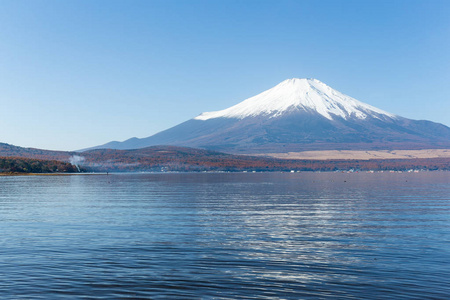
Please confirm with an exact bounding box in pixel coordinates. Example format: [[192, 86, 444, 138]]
[[88, 78, 450, 154]]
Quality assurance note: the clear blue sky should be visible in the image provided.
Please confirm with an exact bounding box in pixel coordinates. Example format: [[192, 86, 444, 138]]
[[0, 0, 449, 151]]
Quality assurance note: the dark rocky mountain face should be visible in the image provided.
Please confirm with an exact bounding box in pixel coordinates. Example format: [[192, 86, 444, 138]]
[[88, 78, 450, 153]]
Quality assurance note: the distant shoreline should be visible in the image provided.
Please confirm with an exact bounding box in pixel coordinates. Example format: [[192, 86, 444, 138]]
[[0, 172, 108, 176], [1, 170, 448, 177]]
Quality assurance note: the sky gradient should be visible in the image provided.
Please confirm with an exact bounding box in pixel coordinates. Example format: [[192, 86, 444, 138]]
[[1, 0, 449, 151]]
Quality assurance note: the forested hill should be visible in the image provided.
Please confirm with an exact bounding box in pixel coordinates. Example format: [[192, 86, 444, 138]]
[[80, 146, 450, 172], [0, 157, 79, 173], [0, 143, 73, 160], [0, 143, 449, 172]]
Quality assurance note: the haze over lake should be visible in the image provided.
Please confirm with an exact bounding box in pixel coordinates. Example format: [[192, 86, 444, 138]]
[[1, 172, 449, 299]]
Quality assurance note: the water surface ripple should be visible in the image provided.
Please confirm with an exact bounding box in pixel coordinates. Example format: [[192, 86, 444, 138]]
[[0, 172, 449, 299]]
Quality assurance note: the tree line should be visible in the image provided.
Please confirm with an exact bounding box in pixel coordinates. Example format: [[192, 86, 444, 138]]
[[80, 147, 450, 172], [0, 157, 79, 173]]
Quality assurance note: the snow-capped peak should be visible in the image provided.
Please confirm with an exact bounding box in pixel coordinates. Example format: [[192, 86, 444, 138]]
[[194, 78, 396, 121]]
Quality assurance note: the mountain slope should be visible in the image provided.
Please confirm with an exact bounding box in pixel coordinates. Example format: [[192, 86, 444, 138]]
[[90, 78, 450, 153]]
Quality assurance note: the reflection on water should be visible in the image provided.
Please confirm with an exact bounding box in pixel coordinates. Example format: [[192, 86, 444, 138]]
[[0, 172, 449, 299]]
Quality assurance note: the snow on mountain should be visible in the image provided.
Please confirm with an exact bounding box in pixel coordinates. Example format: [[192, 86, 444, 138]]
[[84, 78, 450, 153], [195, 78, 396, 121]]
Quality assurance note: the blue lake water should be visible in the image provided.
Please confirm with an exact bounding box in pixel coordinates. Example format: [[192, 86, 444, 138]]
[[0, 172, 449, 299]]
